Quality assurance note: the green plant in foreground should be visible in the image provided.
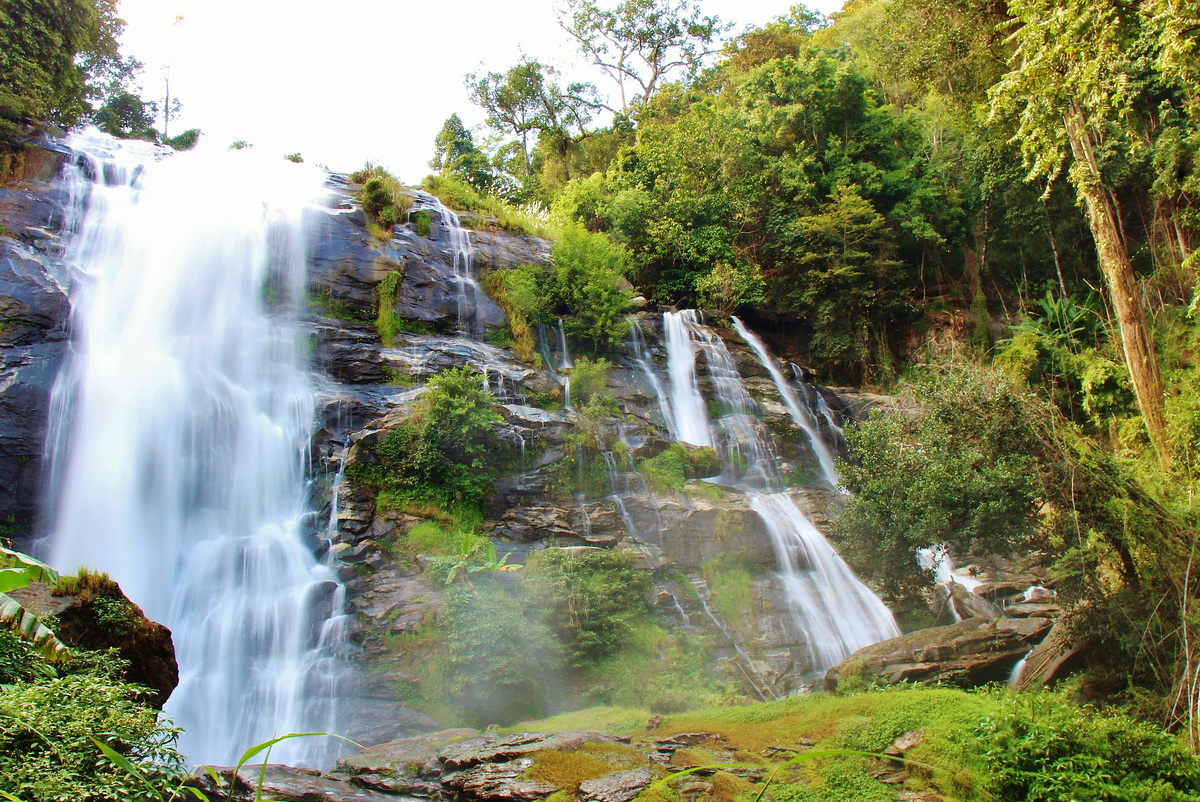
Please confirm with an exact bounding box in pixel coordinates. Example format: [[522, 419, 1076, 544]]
[[89, 732, 363, 802]]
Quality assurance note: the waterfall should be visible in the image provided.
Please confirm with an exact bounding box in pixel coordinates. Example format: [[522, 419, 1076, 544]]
[[662, 310, 898, 671], [752, 494, 901, 668], [731, 317, 839, 487], [663, 311, 712, 446], [628, 318, 676, 434], [557, 318, 574, 370], [421, 193, 481, 336], [45, 132, 347, 768]]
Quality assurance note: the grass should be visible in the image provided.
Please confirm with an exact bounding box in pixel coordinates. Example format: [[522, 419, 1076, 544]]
[[421, 174, 555, 239]]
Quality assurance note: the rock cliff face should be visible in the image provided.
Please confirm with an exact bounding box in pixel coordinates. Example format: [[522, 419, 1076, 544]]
[[0, 143, 71, 542]]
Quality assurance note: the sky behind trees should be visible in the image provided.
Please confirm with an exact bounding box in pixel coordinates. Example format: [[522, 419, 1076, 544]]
[[114, 0, 844, 177]]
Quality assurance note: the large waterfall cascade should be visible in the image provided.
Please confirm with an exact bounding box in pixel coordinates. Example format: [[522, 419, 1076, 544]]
[[660, 310, 900, 670], [45, 132, 348, 767]]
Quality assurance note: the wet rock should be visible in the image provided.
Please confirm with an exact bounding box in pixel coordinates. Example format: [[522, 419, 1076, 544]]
[[443, 759, 558, 801], [0, 172, 71, 541], [655, 732, 722, 748], [194, 764, 400, 802], [309, 318, 387, 384], [1011, 619, 1088, 691], [932, 582, 1005, 625], [470, 228, 552, 274], [438, 731, 621, 771], [578, 768, 653, 802], [824, 616, 1053, 691]]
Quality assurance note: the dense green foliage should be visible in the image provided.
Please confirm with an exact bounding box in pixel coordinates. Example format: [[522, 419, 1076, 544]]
[[0, 0, 120, 146], [834, 369, 1043, 611], [0, 633, 188, 802], [390, 548, 729, 726], [349, 366, 507, 509], [521, 686, 1200, 801], [523, 549, 652, 667]]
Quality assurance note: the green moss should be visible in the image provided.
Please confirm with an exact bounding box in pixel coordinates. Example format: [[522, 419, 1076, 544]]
[[376, 270, 403, 347], [701, 553, 757, 637], [381, 365, 415, 386], [525, 750, 618, 792]]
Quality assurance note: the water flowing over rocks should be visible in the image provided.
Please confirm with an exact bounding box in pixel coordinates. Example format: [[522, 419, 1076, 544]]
[[0, 142, 1074, 771], [823, 616, 1054, 691], [0, 151, 71, 540]]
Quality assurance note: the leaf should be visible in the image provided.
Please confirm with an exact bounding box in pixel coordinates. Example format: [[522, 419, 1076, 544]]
[[90, 736, 165, 802], [0, 592, 71, 663], [0, 546, 59, 586], [0, 791, 26, 802]]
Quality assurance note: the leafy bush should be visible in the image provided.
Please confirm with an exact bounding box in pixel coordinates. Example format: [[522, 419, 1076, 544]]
[[977, 690, 1200, 801], [832, 368, 1043, 611], [0, 649, 188, 802], [352, 163, 412, 236], [522, 549, 652, 668], [549, 226, 634, 351], [485, 264, 544, 363], [637, 444, 719, 494], [375, 270, 403, 347], [406, 582, 562, 726], [350, 366, 507, 509], [568, 356, 612, 407]]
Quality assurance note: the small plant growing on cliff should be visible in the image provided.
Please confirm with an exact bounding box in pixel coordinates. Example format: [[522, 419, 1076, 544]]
[[375, 270, 403, 347], [352, 163, 412, 237], [349, 366, 507, 509]]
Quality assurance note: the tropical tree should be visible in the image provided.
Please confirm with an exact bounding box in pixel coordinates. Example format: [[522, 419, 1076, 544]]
[[466, 58, 602, 176], [0, 0, 122, 146], [429, 114, 492, 190], [558, 0, 727, 111], [990, 0, 1184, 469]]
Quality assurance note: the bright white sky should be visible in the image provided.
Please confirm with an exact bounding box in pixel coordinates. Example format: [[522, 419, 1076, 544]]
[[114, 0, 844, 182]]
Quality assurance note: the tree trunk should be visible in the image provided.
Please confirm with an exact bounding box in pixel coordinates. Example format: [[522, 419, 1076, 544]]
[[1066, 108, 1173, 470]]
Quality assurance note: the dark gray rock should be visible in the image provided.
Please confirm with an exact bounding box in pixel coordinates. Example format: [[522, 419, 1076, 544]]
[[0, 172, 71, 540], [824, 616, 1054, 691], [442, 759, 558, 801], [194, 764, 403, 802], [578, 769, 653, 802]]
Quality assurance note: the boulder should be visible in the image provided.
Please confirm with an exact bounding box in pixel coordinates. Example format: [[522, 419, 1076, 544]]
[[1012, 619, 1087, 691], [194, 764, 400, 802], [578, 769, 653, 802], [824, 616, 1054, 691], [8, 579, 178, 708]]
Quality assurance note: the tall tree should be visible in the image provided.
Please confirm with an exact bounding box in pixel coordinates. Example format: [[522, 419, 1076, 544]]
[[991, 0, 1175, 469], [429, 114, 492, 190], [558, 0, 727, 111], [0, 0, 121, 146], [466, 58, 602, 174]]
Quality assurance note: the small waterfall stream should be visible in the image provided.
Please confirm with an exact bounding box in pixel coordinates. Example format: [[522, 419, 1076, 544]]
[[731, 317, 839, 487], [661, 310, 899, 671], [45, 132, 347, 767]]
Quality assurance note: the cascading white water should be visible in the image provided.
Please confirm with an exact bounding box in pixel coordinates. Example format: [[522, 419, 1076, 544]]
[[664, 311, 712, 446], [752, 494, 900, 668], [661, 310, 898, 671], [664, 310, 779, 487], [629, 319, 677, 435], [557, 318, 574, 370], [731, 317, 839, 487], [422, 194, 481, 336], [46, 131, 347, 767]]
